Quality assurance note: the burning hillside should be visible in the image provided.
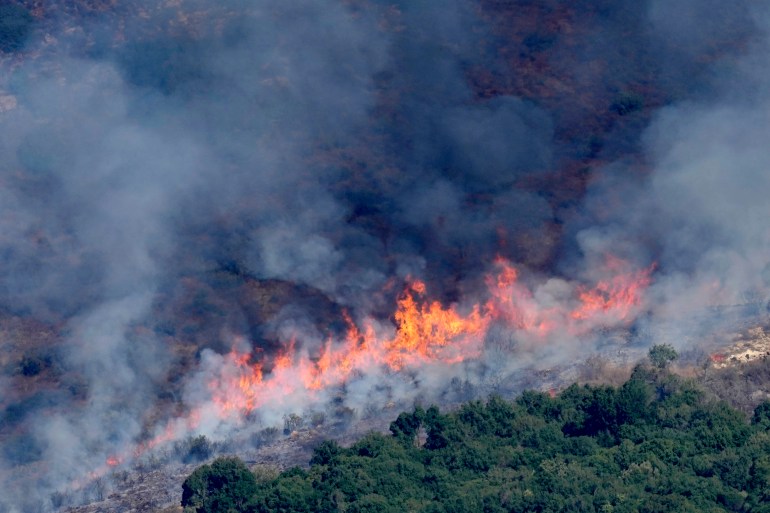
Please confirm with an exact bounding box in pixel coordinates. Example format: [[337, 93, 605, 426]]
[[1, 0, 770, 511], [206, 257, 650, 418]]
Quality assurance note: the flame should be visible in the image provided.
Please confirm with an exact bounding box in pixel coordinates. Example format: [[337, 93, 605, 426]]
[[80, 410, 202, 490], [384, 279, 487, 369], [570, 257, 654, 322], [206, 257, 653, 419], [484, 257, 556, 333], [206, 278, 489, 417], [94, 254, 653, 477]]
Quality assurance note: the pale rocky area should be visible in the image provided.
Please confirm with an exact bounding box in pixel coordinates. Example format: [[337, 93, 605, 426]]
[[710, 326, 770, 369]]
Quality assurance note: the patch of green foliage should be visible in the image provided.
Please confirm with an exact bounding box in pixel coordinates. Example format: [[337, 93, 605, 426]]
[[648, 343, 678, 369], [182, 435, 214, 464], [0, 4, 33, 53], [182, 457, 258, 513], [183, 366, 770, 512]]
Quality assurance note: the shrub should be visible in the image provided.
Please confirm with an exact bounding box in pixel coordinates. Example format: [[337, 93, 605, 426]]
[[181, 457, 258, 513], [283, 413, 304, 434], [648, 344, 678, 369], [184, 435, 213, 464]]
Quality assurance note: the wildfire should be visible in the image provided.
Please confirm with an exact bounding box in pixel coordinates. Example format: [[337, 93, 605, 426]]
[[206, 278, 490, 417], [484, 257, 555, 333], [570, 256, 654, 322], [384, 280, 487, 369], [96, 254, 654, 474], [207, 256, 653, 418]]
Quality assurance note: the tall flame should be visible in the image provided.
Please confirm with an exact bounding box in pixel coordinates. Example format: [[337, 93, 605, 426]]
[[95, 255, 653, 476], [206, 256, 653, 418], [206, 278, 490, 417]]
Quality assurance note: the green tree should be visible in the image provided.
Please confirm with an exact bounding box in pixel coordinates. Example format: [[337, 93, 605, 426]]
[[617, 375, 652, 425], [310, 440, 342, 466], [648, 344, 678, 369], [753, 401, 770, 427], [184, 435, 213, 464], [182, 373, 770, 513], [181, 457, 258, 513], [389, 406, 425, 446]]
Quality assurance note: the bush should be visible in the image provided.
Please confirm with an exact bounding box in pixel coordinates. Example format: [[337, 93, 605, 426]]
[[649, 344, 678, 369], [752, 401, 770, 426], [183, 435, 213, 464], [0, 4, 33, 53], [283, 413, 304, 435], [252, 427, 280, 447], [181, 457, 258, 513]]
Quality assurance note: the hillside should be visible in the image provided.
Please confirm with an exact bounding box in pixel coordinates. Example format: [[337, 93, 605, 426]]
[[181, 363, 770, 513], [1, 0, 769, 511]]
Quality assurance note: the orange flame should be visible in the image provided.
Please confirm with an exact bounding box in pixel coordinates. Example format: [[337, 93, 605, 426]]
[[206, 278, 489, 416], [570, 257, 653, 322], [206, 257, 653, 419], [384, 279, 487, 369], [93, 254, 653, 478], [484, 257, 555, 333]]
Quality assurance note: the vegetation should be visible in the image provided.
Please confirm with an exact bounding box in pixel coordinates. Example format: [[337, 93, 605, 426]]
[[648, 343, 678, 370], [0, 4, 33, 53], [182, 365, 770, 513], [183, 435, 214, 464], [182, 457, 258, 513]]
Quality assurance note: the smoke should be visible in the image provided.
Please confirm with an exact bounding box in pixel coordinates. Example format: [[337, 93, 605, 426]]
[[1, 0, 769, 510], [573, 1, 770, 340]]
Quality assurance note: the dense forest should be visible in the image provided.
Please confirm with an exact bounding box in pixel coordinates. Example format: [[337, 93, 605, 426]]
[[180, 354, 770, 513]]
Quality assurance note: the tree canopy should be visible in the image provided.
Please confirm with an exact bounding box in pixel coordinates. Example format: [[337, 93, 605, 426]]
[[183, 367, 770, 513], [648, 344, 678, 369]]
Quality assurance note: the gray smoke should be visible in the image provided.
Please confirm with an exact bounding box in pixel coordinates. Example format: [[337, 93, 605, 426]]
[[573, 1, 770, 341], [1, 0, 769, 511]]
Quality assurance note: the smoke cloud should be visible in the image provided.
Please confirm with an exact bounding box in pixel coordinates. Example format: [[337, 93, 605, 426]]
[[0, 0, 769, 511]]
